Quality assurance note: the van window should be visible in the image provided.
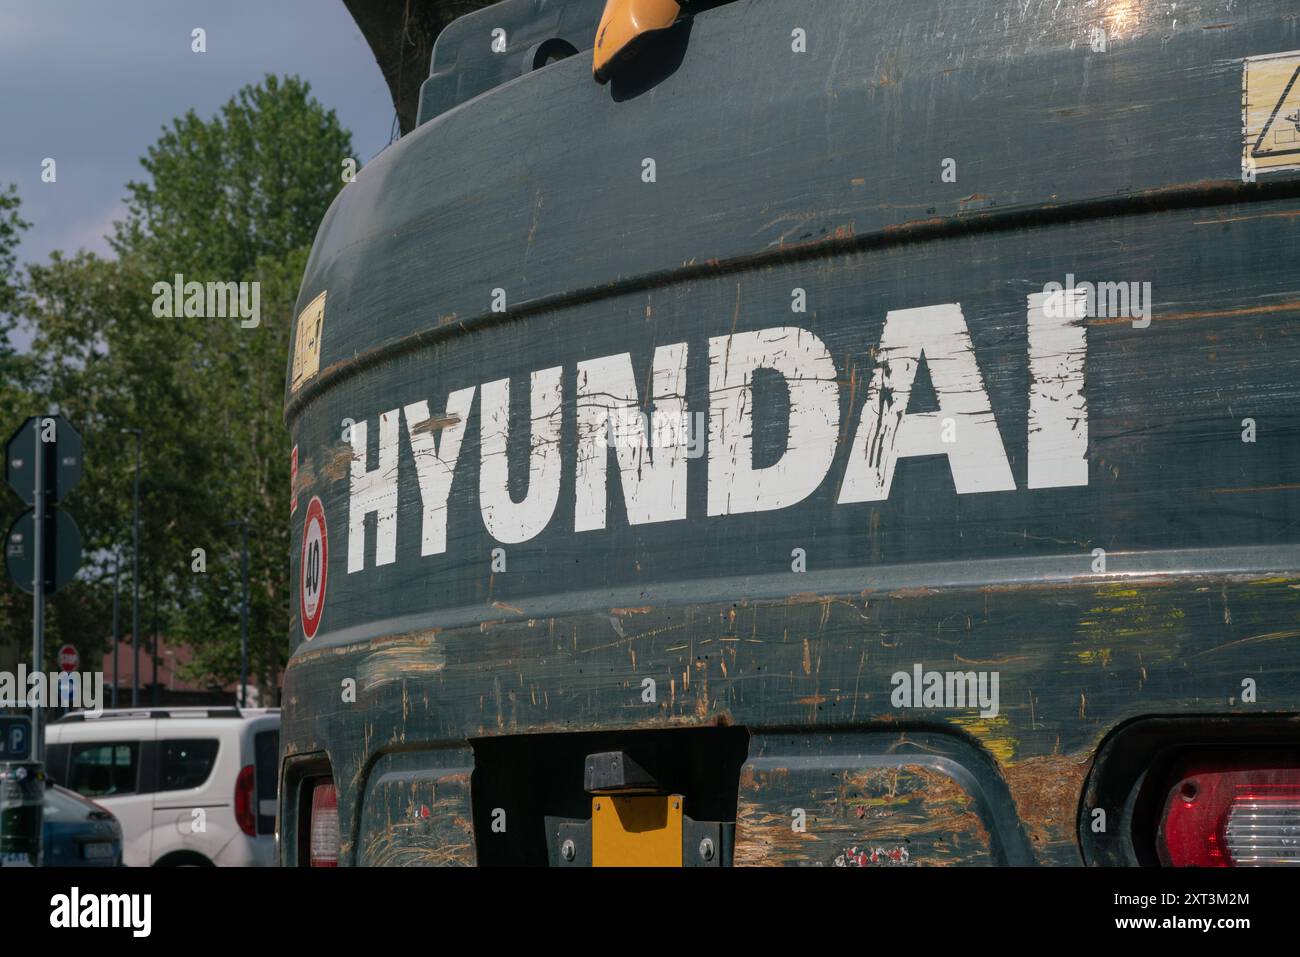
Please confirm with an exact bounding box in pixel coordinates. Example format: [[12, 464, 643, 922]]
[[68, 742, 140, 797], [159, 739, 220, 791], [44, 743, 70, 785], [255, 729, 279, 835]]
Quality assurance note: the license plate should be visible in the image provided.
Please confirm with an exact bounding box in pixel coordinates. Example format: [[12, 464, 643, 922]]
[[591, 794, 683, 867], [81, 842, 115, 860]]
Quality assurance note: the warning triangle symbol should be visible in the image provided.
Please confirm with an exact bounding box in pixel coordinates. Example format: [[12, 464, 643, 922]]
[[1252, 63, 1300, 159]]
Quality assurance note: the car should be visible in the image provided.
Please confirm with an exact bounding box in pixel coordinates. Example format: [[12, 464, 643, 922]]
[[0, 782, 122, 868], [44, 707, 279, 867], [40, 783, 123, 867]]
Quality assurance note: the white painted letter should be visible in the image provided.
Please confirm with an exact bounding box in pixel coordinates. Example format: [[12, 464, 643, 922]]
[[575, 345, 688, 531], [708, 327, 840, 515], [1027, 291, 1089, 488], [347, 411, 400, 572], [404, 387, 476, 556], [839, 303, 1014, 502], [480, 369, 563, 543]]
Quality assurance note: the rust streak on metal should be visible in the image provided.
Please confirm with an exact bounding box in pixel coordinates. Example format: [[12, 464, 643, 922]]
[[409, 413, 462, 436], [1003, 753, 1091, 851], [1089, 300, 1300, 326], [954, 654, 1030, 665], [1211, 483, 1300, 494], [1188, 628, 1300, 659], [784, 592, 833, 605], [1193, 208, 1300, 225], [371, 627, 442, 648], [321, 445, 357, 482]]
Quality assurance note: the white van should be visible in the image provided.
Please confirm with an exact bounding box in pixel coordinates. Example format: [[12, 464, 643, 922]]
[[45, 707, 279, 867]]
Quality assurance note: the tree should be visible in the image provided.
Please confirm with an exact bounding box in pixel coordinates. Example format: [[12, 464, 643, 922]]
[[0, 184, 27, 322], [114, 73, 352, 280], [0, 185, 31, 676], [19, 75, 354, 698]]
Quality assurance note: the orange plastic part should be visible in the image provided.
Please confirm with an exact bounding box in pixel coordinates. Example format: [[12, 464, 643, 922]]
[[592, 0, 681, 83]]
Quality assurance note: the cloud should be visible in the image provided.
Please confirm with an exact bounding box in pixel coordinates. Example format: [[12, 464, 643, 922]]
[[56, 201, 127, 258], [2, 0, 393, 273]]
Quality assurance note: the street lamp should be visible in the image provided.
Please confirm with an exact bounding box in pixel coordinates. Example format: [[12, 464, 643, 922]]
[[111, 546, 121, 708], [226, 519, 250, 708], [120, 428, 142, 707]]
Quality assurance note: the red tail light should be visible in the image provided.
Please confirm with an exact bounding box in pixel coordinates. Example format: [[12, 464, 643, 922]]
[[234, 765, 256, 836], [309, 781, 339, 868], [1158, 757, 1300, 866]]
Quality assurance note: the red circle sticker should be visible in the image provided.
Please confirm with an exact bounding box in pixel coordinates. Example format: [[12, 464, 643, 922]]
[[299, 496, 328, 640]]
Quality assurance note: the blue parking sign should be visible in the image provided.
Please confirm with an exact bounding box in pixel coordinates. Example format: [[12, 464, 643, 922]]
[[0, 717, 31, 760]]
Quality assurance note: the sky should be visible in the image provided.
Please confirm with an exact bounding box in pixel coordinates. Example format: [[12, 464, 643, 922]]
[[0, 0, 395, 271]]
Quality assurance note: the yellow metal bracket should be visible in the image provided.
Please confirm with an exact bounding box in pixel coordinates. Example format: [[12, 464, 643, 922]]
[[592, 0, 681, 83]]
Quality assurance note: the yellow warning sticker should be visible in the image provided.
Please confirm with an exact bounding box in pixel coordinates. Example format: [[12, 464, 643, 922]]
[[1243, 49, 1300, 179], [291, 290, 326, 393]]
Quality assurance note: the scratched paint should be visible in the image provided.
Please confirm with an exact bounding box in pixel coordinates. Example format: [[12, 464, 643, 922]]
[[575, 344, 689, 529], [404, 389, 475, 556], [838, 303, 1015, 503], [736, 757, 996, 866], [707, 326, 840, 515], [1026, 291, 1089, 489], [347, 411, 399, 572], [358, 752, 476, 867]]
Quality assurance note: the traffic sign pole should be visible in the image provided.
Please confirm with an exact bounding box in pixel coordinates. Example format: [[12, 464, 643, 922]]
[[27, 422, 44, 867], [3, 414, 85, 868], [30, 423, 43, 761]]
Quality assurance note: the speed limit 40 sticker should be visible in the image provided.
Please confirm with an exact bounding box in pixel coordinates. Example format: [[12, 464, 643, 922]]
[[299, 496, 328, 640]]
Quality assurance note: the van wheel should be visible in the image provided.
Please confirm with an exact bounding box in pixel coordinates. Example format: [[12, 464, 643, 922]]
[[153, 851, 214, 867]]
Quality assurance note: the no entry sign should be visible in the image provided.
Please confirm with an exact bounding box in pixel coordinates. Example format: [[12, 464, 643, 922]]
[[299, 497, 328, 640], [57, 644, 79, 673]]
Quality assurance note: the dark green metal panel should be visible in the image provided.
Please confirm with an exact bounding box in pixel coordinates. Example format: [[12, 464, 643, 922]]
[[356, 748, 476, 866], [415, 0, 605, 123], [282, 0, 1300, 865]]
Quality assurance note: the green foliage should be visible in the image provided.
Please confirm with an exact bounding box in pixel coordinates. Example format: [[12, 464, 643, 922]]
[[0, 186, 31, 673], [7, 75, 353, 697], [115, 74, 351, 279], [0, 184, 28, 326]]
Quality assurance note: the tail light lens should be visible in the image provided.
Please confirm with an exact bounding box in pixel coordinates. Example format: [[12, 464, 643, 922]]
[[234, 765, 256, 836], [1158, 757, 1300, 866], [309, 781, 339, 868]]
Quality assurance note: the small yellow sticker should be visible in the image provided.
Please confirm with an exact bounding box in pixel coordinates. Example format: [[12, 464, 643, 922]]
[[291, 290, 326, 393], [1243, 49, 1300, 179]]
